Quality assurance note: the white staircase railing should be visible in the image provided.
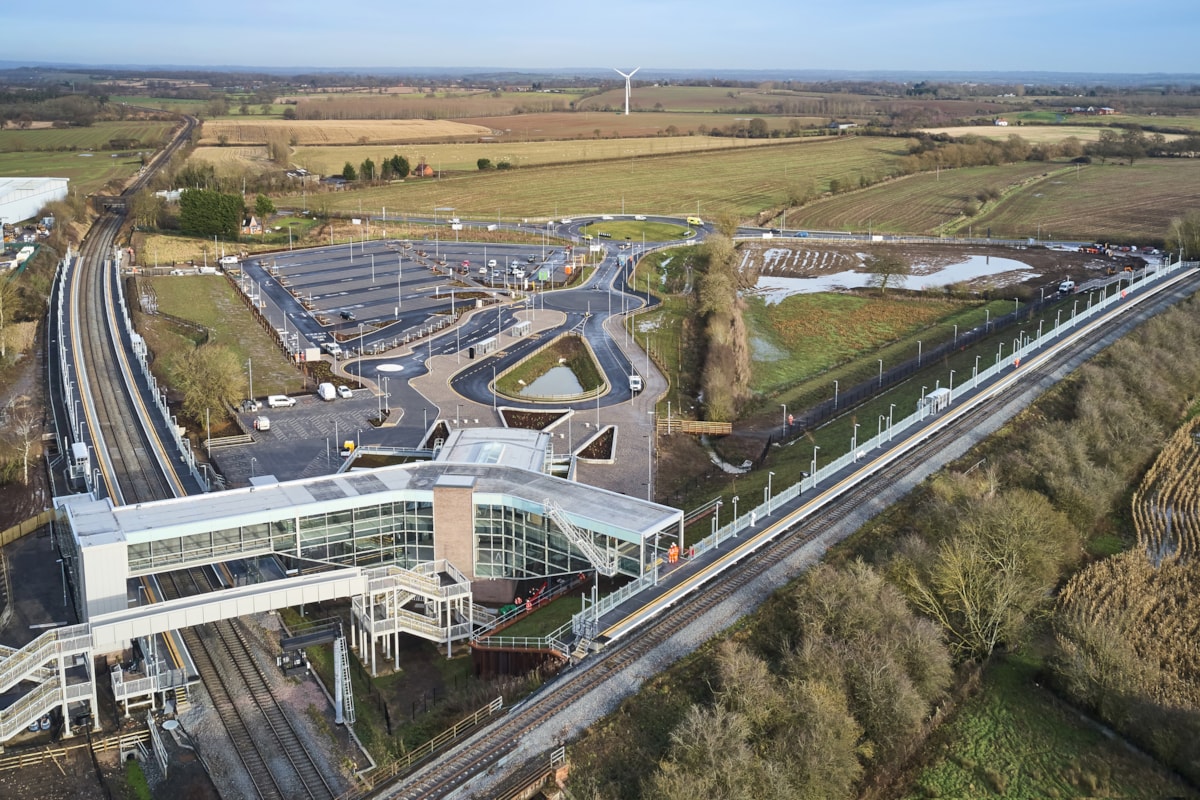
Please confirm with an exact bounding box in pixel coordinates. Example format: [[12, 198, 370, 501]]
[[543, 498, 618, 576], [334, 635, 355, 725]]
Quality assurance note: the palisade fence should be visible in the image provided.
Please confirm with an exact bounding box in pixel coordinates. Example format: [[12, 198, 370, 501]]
[[572, 256, 1198, 638]]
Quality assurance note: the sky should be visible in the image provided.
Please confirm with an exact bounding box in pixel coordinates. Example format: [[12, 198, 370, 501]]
[[3, 0, 1197, 76]]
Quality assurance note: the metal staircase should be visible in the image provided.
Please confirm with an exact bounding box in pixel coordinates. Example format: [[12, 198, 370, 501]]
[[543, 498, 618, 576], [334, 635, 355, 725]]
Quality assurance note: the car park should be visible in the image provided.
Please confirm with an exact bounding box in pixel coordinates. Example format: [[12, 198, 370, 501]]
[[337, 385, 353, 399]]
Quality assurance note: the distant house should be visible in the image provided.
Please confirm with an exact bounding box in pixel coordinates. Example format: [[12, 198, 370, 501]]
[[320, 176, 347, 189], [241, 215, 262, 236], [993, 118, 1009, 126], [828, 121, 857, 131], [1098, 106, 1117, 115], [412, 164, 435, 178]]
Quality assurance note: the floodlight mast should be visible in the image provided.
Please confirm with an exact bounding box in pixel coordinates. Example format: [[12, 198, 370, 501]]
[[614, 67, 640, 115]]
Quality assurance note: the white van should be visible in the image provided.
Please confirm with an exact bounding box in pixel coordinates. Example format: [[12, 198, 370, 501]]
[[629, 374, 643, 393], [267, 395, 296, 408], [317, 383, 337, 401]]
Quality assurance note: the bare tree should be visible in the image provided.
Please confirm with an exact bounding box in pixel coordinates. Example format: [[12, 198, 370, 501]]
[[864, 252, 911, 294]]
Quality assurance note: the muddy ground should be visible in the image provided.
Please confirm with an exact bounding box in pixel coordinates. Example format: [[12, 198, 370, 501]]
[[737, 240, 1145, 295]]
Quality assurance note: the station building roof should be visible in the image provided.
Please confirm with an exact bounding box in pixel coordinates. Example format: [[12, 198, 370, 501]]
[[59, 458, 680, 550], [434, 427, 551, 473]]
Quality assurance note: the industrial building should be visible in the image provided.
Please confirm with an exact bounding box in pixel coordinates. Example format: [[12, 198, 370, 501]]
[[0, 177, 69, 225]]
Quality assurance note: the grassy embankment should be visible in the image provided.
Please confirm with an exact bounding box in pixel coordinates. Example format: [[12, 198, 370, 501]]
[[133, 275, 303, 424]]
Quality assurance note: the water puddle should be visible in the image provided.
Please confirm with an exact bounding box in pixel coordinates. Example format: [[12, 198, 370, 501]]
[[754, 254, 1037, 304], [520, 366, 583, 396]]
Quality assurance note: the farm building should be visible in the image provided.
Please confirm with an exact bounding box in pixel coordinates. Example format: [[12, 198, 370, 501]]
[[0, 177, 69, 225]]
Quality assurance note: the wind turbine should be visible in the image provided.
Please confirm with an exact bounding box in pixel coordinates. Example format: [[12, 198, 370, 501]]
[[614, 67, 640, 115]]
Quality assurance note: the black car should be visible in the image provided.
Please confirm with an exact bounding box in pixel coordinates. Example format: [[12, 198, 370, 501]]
[[340, 310, 355, 321]]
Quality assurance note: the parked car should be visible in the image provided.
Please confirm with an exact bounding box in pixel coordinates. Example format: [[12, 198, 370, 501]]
[[253, 416, 270, 431], [487, 259, 497, 268], [241, 399, 262, 413], [317, 383, 337, 401], [634, 215, 647, 221], [266, 395, 296, 408], [337, 385, 353, 399], [527, 254, 537, 263], [340, 310, 355, 321]]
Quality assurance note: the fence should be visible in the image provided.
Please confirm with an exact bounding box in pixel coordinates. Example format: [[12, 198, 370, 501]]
[[0, 509, 55, 548], [657, 419, 731, 435], [333, 697, 504, 799]]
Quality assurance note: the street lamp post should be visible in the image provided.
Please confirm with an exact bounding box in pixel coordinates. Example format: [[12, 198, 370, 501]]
[[732, 495, 739, 532], [492, 367, 497, 413], [852, 423, 860, 460], [949, 370, 956, 404], [288, 224, 293, 251], [917, 339, 922, 366], [888, 403, 895, 440], [647, 410, 655, 502], [780, 403, 787, 436], [358, 323, 365, 359], [811, 446, 820, 485], [974, 355, 981, 387], [767, 471, 774, 515], [878, 359, 883, 387], [833, 380, 839, 410], [249, 457, 257, 479]]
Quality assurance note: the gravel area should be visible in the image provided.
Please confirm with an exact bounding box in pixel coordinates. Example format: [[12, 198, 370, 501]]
[[174, 612, 360, 799]]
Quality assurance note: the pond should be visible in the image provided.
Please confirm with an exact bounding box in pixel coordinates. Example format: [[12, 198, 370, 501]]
[[520, 366, 584, 396], [754, 254, 1038, 304]]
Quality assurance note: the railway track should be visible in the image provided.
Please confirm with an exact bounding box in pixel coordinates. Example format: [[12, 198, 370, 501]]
[[159, 567, 335, 800], [389, 269, 1200, 800], [68, 114, 196, 504]]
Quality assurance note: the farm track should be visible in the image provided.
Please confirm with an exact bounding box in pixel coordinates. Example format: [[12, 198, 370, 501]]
[[389, 270, 1200, 800], [159, 567, 335, 800]]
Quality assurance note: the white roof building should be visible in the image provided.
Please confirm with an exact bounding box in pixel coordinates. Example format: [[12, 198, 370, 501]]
[[0, 177, 69, 225]]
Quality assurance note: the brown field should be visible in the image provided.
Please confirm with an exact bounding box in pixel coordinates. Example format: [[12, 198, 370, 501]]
[[292, 135, 911, 220], [285, 134, 783, 175], [458, 111, 826, 139], [189, 145, 273, 172], [971, 159, 1200, 243], [198, 118, 493, 145], [288, 90, 582, 121]]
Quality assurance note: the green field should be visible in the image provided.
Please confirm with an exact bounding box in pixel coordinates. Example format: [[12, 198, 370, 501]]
[[0, 150, 143, 195], [787, 157, 1200, 242], [293, 135, 912, 220], [0, 120, 174, 152], [906, 653, 1195, 799], [286, 133, 781, 175], [135, 275, 304, 415], [789, 162, 1056, 234], [971, 159, 1200, 243]]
